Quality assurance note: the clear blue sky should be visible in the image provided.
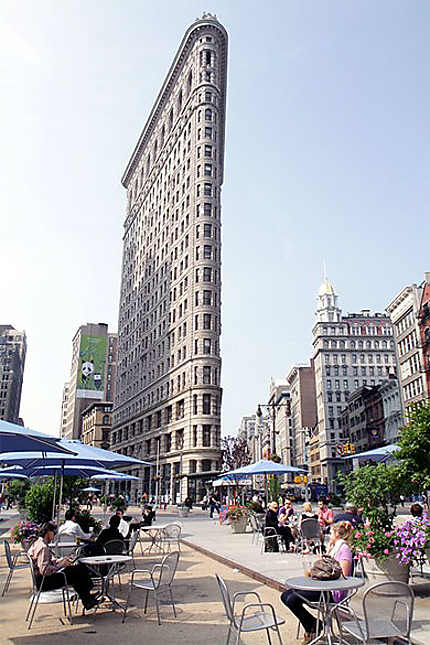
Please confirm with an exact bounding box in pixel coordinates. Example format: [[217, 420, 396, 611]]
[[1, 1, 429, 437]]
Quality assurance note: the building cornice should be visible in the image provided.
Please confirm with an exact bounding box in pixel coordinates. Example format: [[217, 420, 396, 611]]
[[121, 17, 228, 189]]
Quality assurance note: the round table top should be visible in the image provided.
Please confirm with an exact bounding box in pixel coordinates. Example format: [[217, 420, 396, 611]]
[[49, 542, 77, 548], [141, 524, 168, 531], [79, 555, 131, 565], [285, 576, 365, 592]]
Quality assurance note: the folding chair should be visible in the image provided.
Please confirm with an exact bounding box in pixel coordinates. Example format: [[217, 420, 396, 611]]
[[299, 518, 322, 554], [338, 581, 414, 644], [216, 573, 285, 645], [2, 540, 30, 596], [123, 551, 180, 625], [25, 553, 74, 630]]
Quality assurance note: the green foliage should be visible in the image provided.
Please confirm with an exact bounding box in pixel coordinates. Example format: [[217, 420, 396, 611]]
[[225, 506, 249, 520], [247, 501, 265, 514], [73, 510, 102, 534], [6, 480, 30, 507], [61, 476, 88, 504], [268, 475, 281, 502], [338, 463, 406, 531], [25, 481, 54, 524], [270, 454, 281, 463], [109, 494, 127, 511], [395, 402, 430, 495]]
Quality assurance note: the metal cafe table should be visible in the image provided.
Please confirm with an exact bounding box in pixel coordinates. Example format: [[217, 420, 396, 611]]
[[79, 555, 132, 610], [140, 524, 169, 554], [284, 576, 365, 645]]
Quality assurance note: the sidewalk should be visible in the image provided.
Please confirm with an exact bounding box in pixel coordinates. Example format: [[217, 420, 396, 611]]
[[179, 510, 430, 645], [0, 537, 297, 644]]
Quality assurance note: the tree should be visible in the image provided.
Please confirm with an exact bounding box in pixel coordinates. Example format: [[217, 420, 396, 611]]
[[221, 435, 250, 472], [395, 401, 430, 502], [338, 462, 406, 530]]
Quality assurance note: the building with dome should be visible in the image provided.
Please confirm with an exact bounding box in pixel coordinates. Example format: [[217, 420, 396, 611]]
[[311, 278, 397, 491]]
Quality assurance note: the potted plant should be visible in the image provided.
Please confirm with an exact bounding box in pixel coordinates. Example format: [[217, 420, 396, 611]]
[[394, 514, 430, 567], [339, 462, 410, 582], [225, 506, 249, 534], [11, 519, 40, 550]]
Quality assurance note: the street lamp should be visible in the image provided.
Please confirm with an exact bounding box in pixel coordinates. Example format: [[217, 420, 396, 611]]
[[256, 398, 290, 458]]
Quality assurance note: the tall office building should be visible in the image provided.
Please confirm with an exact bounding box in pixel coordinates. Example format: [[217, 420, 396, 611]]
[[60, 323, 118, 439], [111, 15, 228, 502], [386, 273, 430, 411], [312, 278, 396, 490], [0, 325, 27, 423]]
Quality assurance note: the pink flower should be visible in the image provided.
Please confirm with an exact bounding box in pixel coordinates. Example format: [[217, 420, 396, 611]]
[[384, 549, 390, 555], [355, 531, 362, 539]]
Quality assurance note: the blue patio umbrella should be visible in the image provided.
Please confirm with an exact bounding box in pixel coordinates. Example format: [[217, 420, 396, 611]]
[[343, 443, 400, 461], [0, 419, 76, 455], [0, 464, 132, 478], [90, 473, 140, 481], [224, 459, 306, 477], [0, 439, 150, 469], [0, 471, 28, 480], [0, 441, 149, 523], [223, 459, 306, 503]]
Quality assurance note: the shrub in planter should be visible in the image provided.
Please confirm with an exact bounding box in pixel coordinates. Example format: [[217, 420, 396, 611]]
[[25, 481, 54, 524], [74, 510, 102, 535]]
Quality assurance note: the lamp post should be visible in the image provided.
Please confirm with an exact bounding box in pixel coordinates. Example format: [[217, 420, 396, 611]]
[[178, 434, 184, 504], [256, 399, 290, 458]]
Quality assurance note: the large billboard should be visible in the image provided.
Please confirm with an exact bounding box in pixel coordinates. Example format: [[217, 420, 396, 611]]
[[76, 334, 107, 399]]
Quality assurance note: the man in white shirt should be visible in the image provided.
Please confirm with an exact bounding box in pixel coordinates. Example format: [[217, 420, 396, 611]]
[[58, 509, 91, 539], [116, 509, 129, 538]]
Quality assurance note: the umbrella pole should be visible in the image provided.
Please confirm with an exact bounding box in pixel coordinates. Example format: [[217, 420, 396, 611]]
[[265, 474, 268, 507], [52, 471, 57, 520], [57, 461, 64, 526]]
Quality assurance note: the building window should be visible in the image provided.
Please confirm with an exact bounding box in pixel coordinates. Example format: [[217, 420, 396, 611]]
[[204, 183, 212, 196], [203, 223, 212, 237], [193, 425, 197, 447], [203, 366, 211, 384], [203, 338, 211, 354], [193, 394, 198, 415], [202, 394, 211, 414], [205, 108, 212, 121], [203, 313, 211, 330], [203, 425, 211, 447]]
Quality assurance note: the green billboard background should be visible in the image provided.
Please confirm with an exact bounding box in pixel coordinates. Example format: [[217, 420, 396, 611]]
[[76, 334, 107, 397]]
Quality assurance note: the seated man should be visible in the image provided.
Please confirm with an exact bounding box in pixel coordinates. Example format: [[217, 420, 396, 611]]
[[333, 502, 362, 527], [141, 505, 155, 527], [96, 515, 124, 549], [58, 509, 91, 539], [115, 509, 130, 539], [28, 522, 98, 610]]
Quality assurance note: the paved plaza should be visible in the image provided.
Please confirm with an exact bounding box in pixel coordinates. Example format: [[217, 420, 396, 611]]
[[1, 507, 430, 644]]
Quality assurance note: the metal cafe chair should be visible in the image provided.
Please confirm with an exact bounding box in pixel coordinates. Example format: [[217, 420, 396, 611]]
[[2, 539, 30, 597], [216, 573, 285, 645], [25, 552, 74, 630], [338, 580, 415, 644], [122, 550, 180, 625], [299, 518, 322, 554]]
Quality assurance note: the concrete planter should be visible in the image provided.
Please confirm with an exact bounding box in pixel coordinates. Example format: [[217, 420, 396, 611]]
[[230, 516, 248, 534], [364, 555, 410, 584]]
